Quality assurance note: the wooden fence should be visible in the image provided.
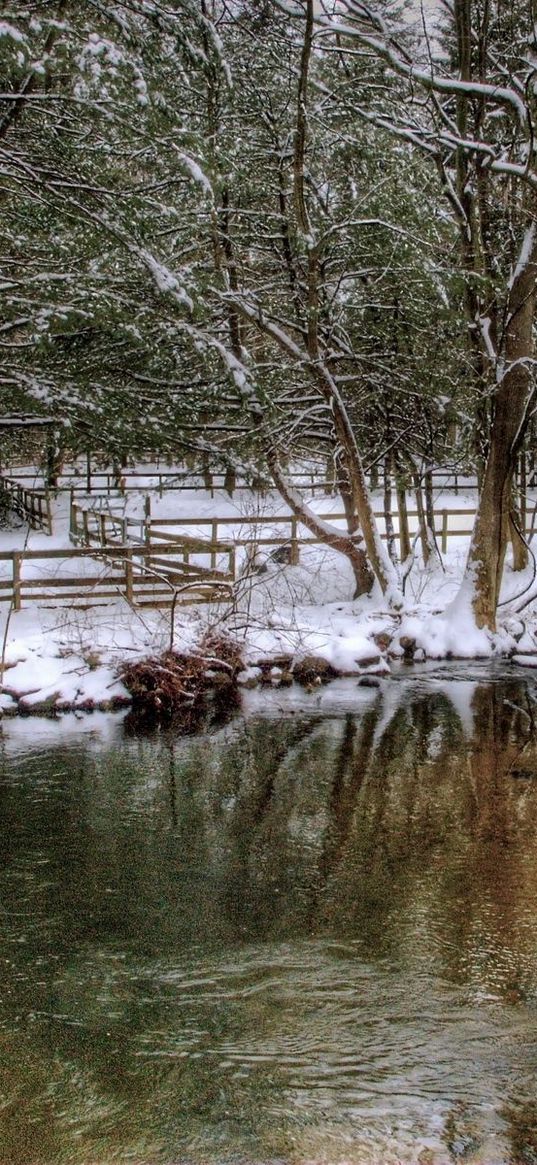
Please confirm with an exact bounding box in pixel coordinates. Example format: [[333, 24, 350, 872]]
[[70, 498, 143, 546], [70, 494, 489, 559], [0, 544, 234, 611], [0, 475, 52, 534], [161, 513, 478, 557], [124, 506, 483, 557], [3, 494, 537, 611], [68, 497, 237, 580], [10, 467, 344, 497], [7, 465, 481, 497]]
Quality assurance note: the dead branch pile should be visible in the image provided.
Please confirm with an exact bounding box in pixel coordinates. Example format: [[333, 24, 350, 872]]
[[120, 634, 244, 727]]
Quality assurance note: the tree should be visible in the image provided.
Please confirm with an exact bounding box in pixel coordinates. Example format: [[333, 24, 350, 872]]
[[0, 2, 243, 463], [193, 0, 459, 599], [1, 1, 480, 610], [316, 0, 537, 628]]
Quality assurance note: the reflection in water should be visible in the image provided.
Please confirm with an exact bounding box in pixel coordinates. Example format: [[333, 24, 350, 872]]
[[1, 680, 537, 1163]]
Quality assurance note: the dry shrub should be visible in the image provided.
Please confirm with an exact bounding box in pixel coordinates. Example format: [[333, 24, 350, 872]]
[[197, 632, 244, 673], [120, 635, 244, 729]]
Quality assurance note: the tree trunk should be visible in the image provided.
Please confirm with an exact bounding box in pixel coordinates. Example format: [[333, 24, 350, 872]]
[[202, 454, 212, 492], [510, 457, 528, 571], [324, 455, 337, 496], [336, 452, 375, 594], [465, 221, 537, 628], [45, 432, 63, 490], [510, 506, 528, 572], [396, 473, 411, 563], [269, 456, 374, 596], [413, 472, 431, 565], [224, 466, 236, 497], [424, 471, 436, 539], [519, 450, 527, 538], [384, 455, 398, 565]]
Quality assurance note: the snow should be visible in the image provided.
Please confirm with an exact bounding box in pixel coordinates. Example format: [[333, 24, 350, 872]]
[[397, 590, 493, 660], [512, 654, 537, 668], [329, 16, 529, 126], [0, 466, 536, 716], [178, 153, 212, 196], [508, 223, 536, 291], [140, 251, 194, 311], [0, 22, 25, 43], [237, 666, 262, 686]]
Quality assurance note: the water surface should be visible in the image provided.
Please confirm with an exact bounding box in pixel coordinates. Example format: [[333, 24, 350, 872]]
[[1, 676, 537, 1164]]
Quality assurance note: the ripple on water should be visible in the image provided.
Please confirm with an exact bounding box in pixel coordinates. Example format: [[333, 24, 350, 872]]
[[1, 679, 537, 1164]]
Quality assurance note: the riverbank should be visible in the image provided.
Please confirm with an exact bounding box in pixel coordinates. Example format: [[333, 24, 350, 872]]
[[1, 584, 537, 718], [2, 480, 537, 717]]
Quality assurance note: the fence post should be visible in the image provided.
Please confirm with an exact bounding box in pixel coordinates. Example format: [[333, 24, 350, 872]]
[[83, 508, 90, 545], [228, 546, 236, 579], [144, 495, 151, 546], [290, 516, 299, 564], [69, 490, 75, 541], [125, 548, 133, 604], [211, 520, 218, 569], [99, 513, 107, 546], [13, 552, 21, 611], [441, 510, 448, 554]]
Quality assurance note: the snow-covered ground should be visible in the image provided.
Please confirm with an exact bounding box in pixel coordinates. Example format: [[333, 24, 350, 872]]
[[1, 469, 536, 714]]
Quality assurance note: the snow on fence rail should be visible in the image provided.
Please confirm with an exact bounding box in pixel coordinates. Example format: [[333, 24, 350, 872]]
[[0, 475, 52, 534]]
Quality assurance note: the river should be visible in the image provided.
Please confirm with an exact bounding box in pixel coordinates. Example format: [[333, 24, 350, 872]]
[[1, 670, 537, 1164]]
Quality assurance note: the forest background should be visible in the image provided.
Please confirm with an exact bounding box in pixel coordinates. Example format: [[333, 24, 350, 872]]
[[2, 0, 537, 634]]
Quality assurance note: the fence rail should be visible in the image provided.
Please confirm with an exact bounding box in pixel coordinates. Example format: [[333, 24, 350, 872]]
[[69, 498, 486, 566], [7, 465, 482, 497], [8, 468, 346, 497], [146, 507, 483, 557], [0, 544, 233, 611]]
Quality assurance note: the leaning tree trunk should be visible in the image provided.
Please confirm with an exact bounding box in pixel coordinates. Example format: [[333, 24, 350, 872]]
[[269, 456, 374, 596], [464, 223, 537, 629], [336, 451, 375, 594]]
